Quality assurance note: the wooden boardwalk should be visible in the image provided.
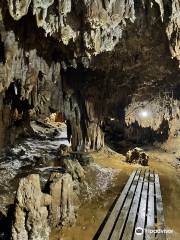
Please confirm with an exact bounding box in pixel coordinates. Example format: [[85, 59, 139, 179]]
[[96, 169, 166, 240]]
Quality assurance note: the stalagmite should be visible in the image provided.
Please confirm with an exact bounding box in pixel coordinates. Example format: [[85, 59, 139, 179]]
[[47, 172, 76, 227], [11, 174, 51, 240]]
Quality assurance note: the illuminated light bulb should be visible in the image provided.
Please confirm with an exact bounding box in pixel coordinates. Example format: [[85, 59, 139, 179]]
[[14, 85, 18, 95], [139, 110, 151, 118], [141, 111, 148, 117]]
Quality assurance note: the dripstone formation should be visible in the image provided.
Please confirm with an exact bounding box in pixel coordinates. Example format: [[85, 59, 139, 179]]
[[0, 1, 179, 240], [11, 170, 82, 240], [11, 175, 51, 240], [48, 172, 76, 227]]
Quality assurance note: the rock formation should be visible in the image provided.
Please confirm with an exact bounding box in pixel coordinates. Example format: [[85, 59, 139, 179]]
[[48, 172, 76, 227], [0, 0, 179, 150], [11, 174, 51, 240], [64, 91, 104, 151], [0, 1, 179, 239], [73, 152, 94, 166], [126, 147, 149, 166], [60, 157, 85, 182], [4, 1, 180, 65], [11, 172, 81, 238]]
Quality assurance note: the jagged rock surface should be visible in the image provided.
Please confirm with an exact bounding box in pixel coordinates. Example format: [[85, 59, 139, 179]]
[[60, 157, 85, 182], [126, 147, 149, 166], [125, 97, 180, 130], [48, 172, 76, 227], [11, 174, 51, 240], [165, 0, 180, 64], [57, 144, 71, 156], [11, 172, 81, 239], [64, 91, 104, 151], [0, 13, 63, 147], [4, 0, 180, 64]]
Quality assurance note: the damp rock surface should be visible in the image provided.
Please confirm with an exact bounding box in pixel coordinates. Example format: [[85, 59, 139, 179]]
[[4, 0, 180, 65]]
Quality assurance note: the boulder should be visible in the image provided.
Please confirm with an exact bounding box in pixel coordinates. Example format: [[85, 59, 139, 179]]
[[11, 174, 51, 240], [126, 147, 149, 166]]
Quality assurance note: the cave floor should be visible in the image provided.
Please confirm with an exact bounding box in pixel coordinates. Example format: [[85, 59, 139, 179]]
[[0, 122, 179, 240], [54, 147, 180, 240]]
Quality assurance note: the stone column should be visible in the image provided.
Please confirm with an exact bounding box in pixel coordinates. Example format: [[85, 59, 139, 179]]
[[64, 92, 104, 152], [12, 174, 51, 240]]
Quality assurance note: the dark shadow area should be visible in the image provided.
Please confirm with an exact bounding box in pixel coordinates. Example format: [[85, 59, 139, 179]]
[[0, 34, 5, 64], [173, 82, 180, 100], [0, 204, 14, 240], [104, 118, 170, 155], [125, 119, 170, 144]]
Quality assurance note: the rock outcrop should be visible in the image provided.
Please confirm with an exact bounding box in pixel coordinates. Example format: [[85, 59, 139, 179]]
[[64, 91, 104, 151], [4, 1, 180, 65], [126, 147, 149, 166], [11, 172, 81, 238], [124, 96, 180, 143], [165, 0, 180, 65], [60, 157, 85, 182], [48, 172, 76, 227], [0, 10, 63, 147], [73, 152, 94, 166], [11, 174, 51, 240]]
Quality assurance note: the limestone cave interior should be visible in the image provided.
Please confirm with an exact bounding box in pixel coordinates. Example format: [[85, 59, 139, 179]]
[[0, 0, 180, 240]]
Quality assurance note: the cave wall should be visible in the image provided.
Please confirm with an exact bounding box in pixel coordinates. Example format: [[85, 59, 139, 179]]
[[0, 6, 63, 147], [0, 0, 179, 150]]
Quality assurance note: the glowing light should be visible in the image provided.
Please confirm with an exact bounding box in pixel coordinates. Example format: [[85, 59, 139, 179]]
[[139, 110, 151, 118]]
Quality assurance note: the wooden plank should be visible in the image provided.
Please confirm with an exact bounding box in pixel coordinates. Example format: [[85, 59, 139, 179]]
[[97, 170, 138, 240], [155, 174, 166, 240], [121, 172, 144, 240], [145, 171, 155, 240], [133, 170, 150, 240], [109, 170, 141, 240]]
